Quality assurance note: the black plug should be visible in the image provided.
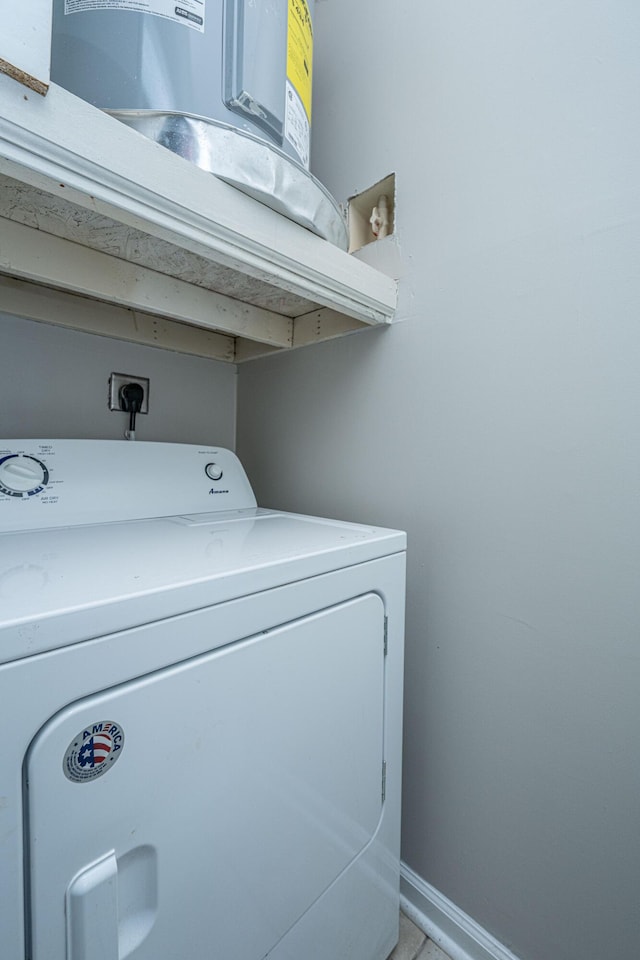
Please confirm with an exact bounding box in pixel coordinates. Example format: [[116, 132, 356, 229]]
[[119, 382, 145, 440]]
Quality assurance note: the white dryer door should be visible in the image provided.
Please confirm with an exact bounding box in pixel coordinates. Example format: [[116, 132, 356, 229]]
[[25, 594, 386, 960]]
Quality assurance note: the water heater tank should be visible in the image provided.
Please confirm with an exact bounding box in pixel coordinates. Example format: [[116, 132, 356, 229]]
[[51, 0, 347, 248]]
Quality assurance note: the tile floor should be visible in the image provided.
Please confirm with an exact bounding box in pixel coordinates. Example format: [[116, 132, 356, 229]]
[[388, 912, 452, 960]]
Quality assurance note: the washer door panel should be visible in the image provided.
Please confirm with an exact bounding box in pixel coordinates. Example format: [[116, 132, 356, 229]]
[[25, 594, 385, 960]]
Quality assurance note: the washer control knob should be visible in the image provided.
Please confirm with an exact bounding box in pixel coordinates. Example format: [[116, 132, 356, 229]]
[[0, 454, 49, 497], [205, 462, 223, 482]]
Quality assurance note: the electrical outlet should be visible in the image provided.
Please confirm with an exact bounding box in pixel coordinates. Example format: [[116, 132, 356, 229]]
[[108, 373, 150, 414]]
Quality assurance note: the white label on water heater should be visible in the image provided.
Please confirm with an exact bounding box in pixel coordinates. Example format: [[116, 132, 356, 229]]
[[284, 80, 310, 168], [64, 0, 205, 33]]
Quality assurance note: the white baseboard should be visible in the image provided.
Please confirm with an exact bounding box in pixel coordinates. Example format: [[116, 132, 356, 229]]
[[399, 862, 522, 960]]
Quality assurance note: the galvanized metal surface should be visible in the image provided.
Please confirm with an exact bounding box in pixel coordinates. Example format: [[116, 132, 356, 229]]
[[107, 110, 348, 249]]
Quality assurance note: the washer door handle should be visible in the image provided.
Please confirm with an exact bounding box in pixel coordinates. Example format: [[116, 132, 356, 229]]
[[66, 851, 118, 960]]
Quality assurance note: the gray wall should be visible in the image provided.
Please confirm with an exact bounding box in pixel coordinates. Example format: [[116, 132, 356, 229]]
[[0, 313, 236, 446], [237, 3, 640, 960]]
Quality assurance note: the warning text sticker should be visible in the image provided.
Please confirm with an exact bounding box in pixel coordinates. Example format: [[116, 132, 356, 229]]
[[64, 0, 206, 33], [285, 80, 310, 168], [286, 0, 312, 122]]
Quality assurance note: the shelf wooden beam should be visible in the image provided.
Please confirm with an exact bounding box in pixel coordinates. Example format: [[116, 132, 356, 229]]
[[0, 276, 237, 362], [0, 219, 294, 349]]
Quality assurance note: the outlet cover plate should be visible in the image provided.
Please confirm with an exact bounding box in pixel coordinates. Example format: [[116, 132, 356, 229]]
[[108, 373, 150, 414]]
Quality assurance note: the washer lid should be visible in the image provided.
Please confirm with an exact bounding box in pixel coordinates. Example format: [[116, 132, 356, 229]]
[[0, 508, 405, 663]]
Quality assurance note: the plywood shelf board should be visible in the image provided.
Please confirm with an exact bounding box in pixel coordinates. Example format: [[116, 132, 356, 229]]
[[0, 72, 398, 359]]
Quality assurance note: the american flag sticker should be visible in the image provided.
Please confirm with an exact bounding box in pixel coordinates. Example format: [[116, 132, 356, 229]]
[[63, 721, 125, 783]]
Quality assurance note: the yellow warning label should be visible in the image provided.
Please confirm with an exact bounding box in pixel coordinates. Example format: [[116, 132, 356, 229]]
[[287, 0, 313, 121]]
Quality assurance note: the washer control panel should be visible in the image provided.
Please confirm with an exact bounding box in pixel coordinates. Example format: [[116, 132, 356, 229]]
[[0, 440, 256, 532]]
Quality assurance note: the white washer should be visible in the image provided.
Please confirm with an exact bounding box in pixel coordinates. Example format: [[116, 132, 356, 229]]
[[0, 440, 405, 960]]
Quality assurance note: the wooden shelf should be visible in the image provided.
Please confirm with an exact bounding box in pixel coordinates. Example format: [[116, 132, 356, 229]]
[[0, 75, 397, 362]]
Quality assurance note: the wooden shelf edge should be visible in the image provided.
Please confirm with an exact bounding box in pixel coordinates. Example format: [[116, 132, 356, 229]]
[[0, 275, 389, 364], [0, 75, 397, 327]]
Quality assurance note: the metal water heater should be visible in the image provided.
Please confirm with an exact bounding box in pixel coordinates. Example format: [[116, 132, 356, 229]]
[[51, 0, 347, 247]]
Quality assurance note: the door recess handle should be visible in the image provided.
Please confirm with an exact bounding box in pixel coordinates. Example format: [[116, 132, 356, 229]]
[[65, 846, 157, 959], [66, 850, 119, 960]]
